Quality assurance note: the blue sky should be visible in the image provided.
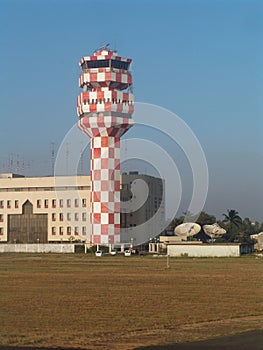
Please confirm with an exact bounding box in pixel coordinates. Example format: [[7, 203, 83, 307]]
[[0, 0, 262, 221]]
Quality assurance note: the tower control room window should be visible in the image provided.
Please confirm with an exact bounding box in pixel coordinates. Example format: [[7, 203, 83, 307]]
[[111, 60, 129, 70], [84, 59, 109, 69]]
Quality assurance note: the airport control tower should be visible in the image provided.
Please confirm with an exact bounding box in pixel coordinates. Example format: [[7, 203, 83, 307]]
[[77, 45, 134, 246]]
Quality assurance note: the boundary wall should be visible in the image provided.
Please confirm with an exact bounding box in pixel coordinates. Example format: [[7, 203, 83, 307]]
[[0, 243, 75, 253]]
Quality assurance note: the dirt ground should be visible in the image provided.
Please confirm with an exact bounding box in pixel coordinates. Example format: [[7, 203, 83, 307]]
[[0, 254, 262, 349]]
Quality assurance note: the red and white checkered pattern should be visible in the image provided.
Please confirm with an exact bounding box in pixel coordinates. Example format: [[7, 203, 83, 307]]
[[78, 115, 134, 139], [77, 89, 134, 116], [79, 70, 132, 90], [79, 49, 131, 66], [77, 49, 134, 246], [89, 136, 122, 245]]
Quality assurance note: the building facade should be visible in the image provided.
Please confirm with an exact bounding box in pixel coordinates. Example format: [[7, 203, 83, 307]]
[[0, 173, 164, 246], [121, 172, 165, 231], [167, 242, 254, 257], [0, 174, 90, 244]]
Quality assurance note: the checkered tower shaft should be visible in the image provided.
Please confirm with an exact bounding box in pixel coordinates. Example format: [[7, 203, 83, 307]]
[[77, 47, 134, 245]]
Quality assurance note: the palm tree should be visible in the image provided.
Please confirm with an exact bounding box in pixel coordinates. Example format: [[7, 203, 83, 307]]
[[222, 209, 242, 241], [223, 209, 242, 227]]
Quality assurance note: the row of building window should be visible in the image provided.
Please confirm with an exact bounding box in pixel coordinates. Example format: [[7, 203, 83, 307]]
[[0, 198, 87, 209], [52, 226, 86, 236], [0, 226, 87, 236], [52, 212, 87, 222], [39, 198, 87, 209], [0, 186, 90, 192], [0, 212, 87, 222], [81, 59, 130, 70], [83, 98, 133, 105], [0, 200, 19, 208]]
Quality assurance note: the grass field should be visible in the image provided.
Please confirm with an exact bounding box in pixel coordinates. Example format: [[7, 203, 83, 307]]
[[0, 253, 262, 349]]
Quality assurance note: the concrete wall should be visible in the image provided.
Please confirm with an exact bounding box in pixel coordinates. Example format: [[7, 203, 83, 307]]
[[0, 243, 75, 253], [251, 233, 263, 251], [167, 244, 241, 257]]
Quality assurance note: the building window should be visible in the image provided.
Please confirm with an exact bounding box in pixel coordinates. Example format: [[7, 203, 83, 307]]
[[82, 212, 86, 221], [82, 226, 86, 235], [7, 200, 11, 208], [75, 213, 79, 221], [44, 199, 48, 208], [59, 213, 63, 221], [52, 227, 56, 235], [52, 213, 56, 221], [74, 227, 79, 235], [67, 199, 71, 208], [67, 213, 71, 221], [0, 215, 3, 222], [37, 200, 41, 208], [0, 201, 3, 208], [74, 199, 79, 208], [82, 198, 86, 207], [52, 199, 56, 208], [59, 199, 63, 208], [67, 226, 71, 235], [59, 227, 63, 235], [15, 200, 19, 208], [0, 227, 3, 235]]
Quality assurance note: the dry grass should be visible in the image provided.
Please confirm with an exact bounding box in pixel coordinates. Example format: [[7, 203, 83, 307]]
[[0, 253, 262, 349]]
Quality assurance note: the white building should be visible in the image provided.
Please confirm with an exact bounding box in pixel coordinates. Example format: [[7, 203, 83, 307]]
[[0, 172, 164, 246], [0, 174, 90, 244], [167, 242, 254, 257]]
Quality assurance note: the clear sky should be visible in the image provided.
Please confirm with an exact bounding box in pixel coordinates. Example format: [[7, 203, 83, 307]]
[[0, 0, 262, 221]]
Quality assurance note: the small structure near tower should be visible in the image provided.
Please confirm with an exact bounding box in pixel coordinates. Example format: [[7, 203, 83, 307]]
[[77, 46, 134, 246]]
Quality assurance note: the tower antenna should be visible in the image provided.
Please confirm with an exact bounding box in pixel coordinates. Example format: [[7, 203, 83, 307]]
[[16, 154, 20, 174], [66, 142, 70, 175], [94, 43, 110, 53], [50, 142, 55, 175]]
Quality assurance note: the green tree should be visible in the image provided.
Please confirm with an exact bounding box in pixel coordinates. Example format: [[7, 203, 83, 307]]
[[196, 211, 216, 226], [222, 209, 242, 242]]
